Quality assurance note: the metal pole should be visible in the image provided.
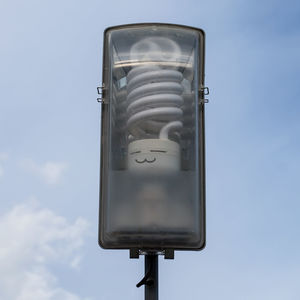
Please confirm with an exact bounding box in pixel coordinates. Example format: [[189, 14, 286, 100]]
[[145, 254, 158, 300]]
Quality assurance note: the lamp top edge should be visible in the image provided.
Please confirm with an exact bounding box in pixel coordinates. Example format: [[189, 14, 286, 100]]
[[104, 23, 205, 36]]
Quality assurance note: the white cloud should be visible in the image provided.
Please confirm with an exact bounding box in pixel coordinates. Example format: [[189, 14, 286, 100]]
[[0, 201, 90, 300], [21, 159, 68, 185]]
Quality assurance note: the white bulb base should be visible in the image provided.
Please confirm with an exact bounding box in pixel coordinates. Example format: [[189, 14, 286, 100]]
[[128, 139, 180, 172]]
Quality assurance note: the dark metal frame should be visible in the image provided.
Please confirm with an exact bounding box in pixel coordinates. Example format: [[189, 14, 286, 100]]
[[98, 23, 206, 254]]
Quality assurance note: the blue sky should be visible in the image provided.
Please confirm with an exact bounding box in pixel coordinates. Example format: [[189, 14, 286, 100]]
[[1, 0, 300, 299]]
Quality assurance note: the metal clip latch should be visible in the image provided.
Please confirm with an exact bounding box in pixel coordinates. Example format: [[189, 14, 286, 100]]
[[200, 98, 209, 104], [201, 86, 209, 95], [199, 86, 210, 104], [97, 84, 104, 103]]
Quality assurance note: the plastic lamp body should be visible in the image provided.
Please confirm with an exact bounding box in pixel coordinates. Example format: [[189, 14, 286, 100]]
[[99, 24, 206, 252]]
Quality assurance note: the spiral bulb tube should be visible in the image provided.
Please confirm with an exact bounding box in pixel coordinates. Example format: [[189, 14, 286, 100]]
[[128, 37, 184, 140], [127, 65, 183, 140], [127, 37, 184, 171]]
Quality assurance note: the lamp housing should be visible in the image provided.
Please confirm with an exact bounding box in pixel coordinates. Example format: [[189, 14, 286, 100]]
[[99, 23, 206, 252]]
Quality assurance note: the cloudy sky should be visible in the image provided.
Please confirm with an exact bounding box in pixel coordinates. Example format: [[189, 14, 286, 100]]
[[1, 0, 300, 299]]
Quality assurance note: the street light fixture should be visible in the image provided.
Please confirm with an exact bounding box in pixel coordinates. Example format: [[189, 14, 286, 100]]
[[98, 23, 207, 300]]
